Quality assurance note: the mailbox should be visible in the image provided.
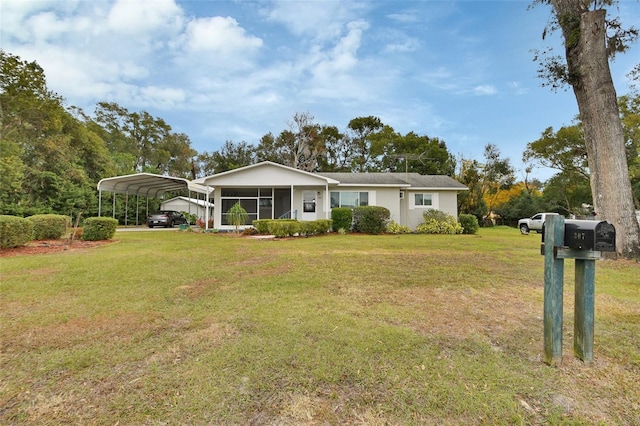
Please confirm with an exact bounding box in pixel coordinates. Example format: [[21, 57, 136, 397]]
[[542, 219, 616, 252], [564, 220, 616, 251]]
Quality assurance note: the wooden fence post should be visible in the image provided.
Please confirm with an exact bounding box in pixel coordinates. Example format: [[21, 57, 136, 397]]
[[574, 258, 596, 363], [543, 215, 565, 365]]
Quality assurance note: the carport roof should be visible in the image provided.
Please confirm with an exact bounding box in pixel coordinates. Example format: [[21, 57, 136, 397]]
[[97, 173, 210, 198]]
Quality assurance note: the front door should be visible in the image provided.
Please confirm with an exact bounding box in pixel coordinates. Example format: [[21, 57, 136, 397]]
[[274, 188, 291, 219], [301, 190, 317, 221]]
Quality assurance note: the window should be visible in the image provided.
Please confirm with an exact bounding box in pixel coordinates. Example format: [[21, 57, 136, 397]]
[[220, 187, 273, 225], [303, 191, 316, 213], [330, 191, 369, 208], [221, 198, 258, 225], [414, 193, 433, 207], [221, 188, 258, 197]]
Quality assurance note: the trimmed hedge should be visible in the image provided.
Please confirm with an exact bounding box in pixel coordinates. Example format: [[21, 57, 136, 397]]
[[352, 206, 390, 234], [28, 214, 70, 240], [253, 219, 299, 235], [315, 219, 332, 234], [252, 219, 332, 237], [252, 219, 272, 234], [0, 215, 34, 248], [298, 219, 332, 237], [82, 217, 118, 241], [458, 214, 480, 234], [331, 208, 352, 232], [267, 220, 300, 238]]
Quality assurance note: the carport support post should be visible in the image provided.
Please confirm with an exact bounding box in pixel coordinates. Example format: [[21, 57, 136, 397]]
[[543, 214, 565, 365], [574, 259, 595, 364]]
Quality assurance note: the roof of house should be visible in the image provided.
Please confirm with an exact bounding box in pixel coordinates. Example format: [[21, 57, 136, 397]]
[[316, 172, 467, 190], [195, 161, 340, 186]]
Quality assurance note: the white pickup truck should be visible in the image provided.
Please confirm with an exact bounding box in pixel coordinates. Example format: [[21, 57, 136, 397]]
[[518, 213, 559, 234]]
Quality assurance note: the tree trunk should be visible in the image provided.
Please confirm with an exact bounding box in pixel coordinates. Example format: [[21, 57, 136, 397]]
[[551, 0, 640, 259]]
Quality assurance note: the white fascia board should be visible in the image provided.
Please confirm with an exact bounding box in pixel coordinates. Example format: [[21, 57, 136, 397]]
[[188, 182, 213, 194], [331, 183, 411, 188], [409, 187, 467, 191], [201, 161, 339, 186]]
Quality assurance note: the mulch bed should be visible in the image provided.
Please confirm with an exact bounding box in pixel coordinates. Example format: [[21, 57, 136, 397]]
[[0, 239, 113, 258]]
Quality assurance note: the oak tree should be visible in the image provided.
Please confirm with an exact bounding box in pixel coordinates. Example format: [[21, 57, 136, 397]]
[[533, 0, 640, 258]]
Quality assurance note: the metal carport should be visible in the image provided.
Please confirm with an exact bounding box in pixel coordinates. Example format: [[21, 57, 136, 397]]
[[97, 173, 211, 226]]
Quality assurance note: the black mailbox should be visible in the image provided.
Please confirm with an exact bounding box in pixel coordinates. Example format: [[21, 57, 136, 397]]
[[563, 220, 616, 252], [542, 219, 616, 252]]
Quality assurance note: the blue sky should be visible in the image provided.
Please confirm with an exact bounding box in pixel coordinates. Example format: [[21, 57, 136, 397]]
[[2, 0, 639, 180]]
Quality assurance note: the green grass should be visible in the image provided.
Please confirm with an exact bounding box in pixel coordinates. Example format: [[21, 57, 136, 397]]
[[1, 227, 639, 424]]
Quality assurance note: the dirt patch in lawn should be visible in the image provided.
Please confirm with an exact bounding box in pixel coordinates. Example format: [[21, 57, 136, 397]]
[[0, 239, 114, 257]]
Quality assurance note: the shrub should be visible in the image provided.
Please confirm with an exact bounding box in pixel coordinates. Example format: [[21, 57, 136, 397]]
[[298, 221, 318, 237], [458, 214, 480, 234], [227, 202, 249, 234], [267, 220, 300, 238], [352, 206, 390, 234], [254, 219, 330, 237], [252, 219, 270, 234], [0, 215, 34, 248], [315, 219, 332, 234], [300, 220, 333, 236], [386, 220, 411, 234], [242, 227, 258, 236], [196, 217, 214, 229], [331, 208, 352, 232], [28, 214, 70, 240], [181, 212, 198, 225], [82, 217, 118, 241], [72, 227, 83, 239], [416, 209, 463, 234]]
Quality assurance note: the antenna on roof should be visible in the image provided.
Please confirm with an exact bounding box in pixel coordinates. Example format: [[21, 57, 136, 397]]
[[387, 152, 437, 177]]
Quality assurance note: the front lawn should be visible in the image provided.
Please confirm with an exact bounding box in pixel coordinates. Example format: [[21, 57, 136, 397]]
[[1, 227, 638, 424]]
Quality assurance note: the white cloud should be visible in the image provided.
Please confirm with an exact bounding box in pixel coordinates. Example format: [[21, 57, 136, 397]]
[[182, 16, 263, 53], [107, 0, 183, 35], [297, 19, 370, 101], [508, 81, 528, 95], [14, 46, 150, 104], [1, 0, 85, 42], [382, 36, 420, 54], [136, 86, 186, 109], [328, 20, 368, 71], [387, 11, 420, 24], [264, 0, 365, 41], [25, 12, 80, 43], [473, 85, 497, 96]]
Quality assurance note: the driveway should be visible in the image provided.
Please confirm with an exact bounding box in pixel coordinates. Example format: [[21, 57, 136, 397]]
[[116, 226, 192, 232]]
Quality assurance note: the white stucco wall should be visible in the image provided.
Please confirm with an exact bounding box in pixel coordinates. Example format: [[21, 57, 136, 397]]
[[404, 190, 460, 230], [203, 163, 329, 187], [328, 186, 401, 225], [293, 186, 330, 221], [370, 187, 401, 224]]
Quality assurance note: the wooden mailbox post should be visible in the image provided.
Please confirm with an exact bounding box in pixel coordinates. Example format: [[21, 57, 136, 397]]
[[541, 215, 615, 365]]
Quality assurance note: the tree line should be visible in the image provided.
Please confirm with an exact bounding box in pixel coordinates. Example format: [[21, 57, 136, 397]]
[[195, 112, 456, 176]]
